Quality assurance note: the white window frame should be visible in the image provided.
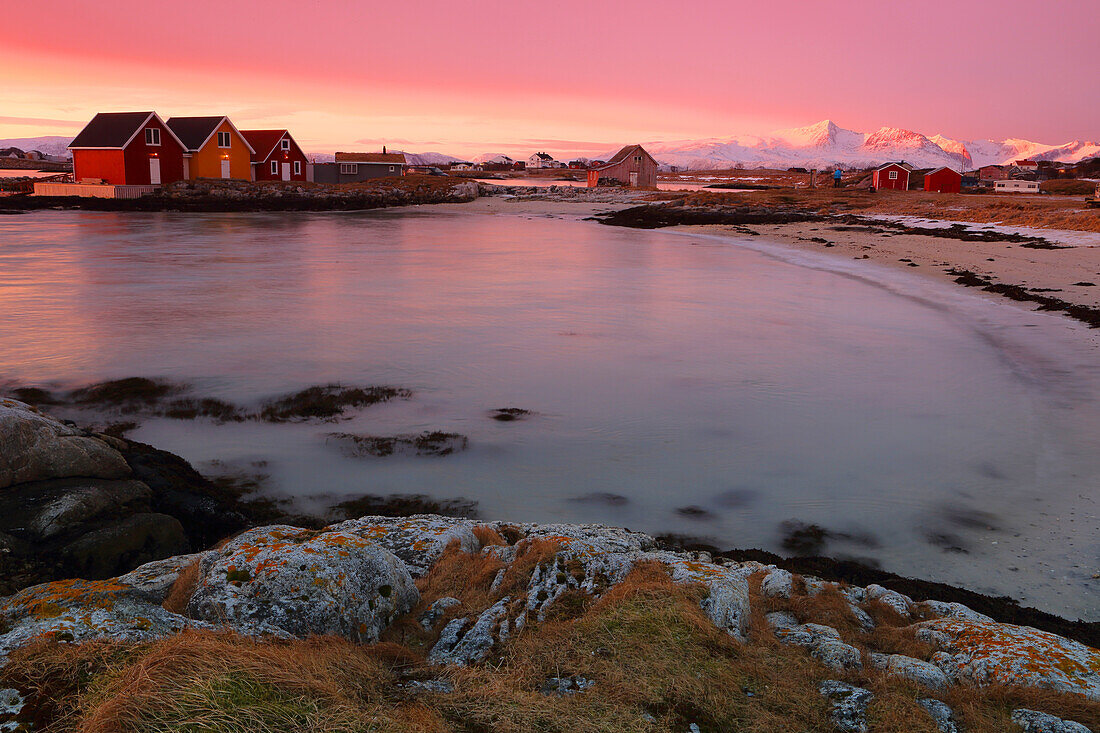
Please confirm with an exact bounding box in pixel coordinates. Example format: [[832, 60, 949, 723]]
[[145, 128, 161, 146], [340, 163, 357, 174], [293, 160, 301, 175], [217, 131, 231, 148], [280, 138, 290, 150], [270, 160, 278, 174], [388, 166, 394, 172], [888, 171, 898, 180]]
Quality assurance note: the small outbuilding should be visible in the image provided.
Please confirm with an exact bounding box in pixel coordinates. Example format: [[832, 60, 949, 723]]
[[313, 152, 408, 183], [586, 145, 658, 188], [871, 162, 911, 191], [923, 167, 962, 193], [68, 111, 187, 185]]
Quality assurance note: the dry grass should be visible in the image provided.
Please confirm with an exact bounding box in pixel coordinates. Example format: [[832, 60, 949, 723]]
[[160, 560, 200, 615], [471, 526, 506, 548], [4, 556, 1100, 733]]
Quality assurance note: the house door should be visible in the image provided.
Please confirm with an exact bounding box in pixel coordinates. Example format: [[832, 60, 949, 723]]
[[281, 163, 291, 181], [629, 171, 639, 187], [149, 158, 161, 185], [220, 160, 231, 178]]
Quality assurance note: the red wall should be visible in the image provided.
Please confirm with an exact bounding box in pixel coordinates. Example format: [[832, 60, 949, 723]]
[[73, 149, 127, 184], [873, 165, 909, 190], [254, 134, 309, 181], [924, 169, 961, 193], [72, 117, 185, 185], [123, 117, 185, 185]]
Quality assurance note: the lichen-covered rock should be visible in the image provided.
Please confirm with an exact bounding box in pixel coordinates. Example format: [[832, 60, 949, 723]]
[[187, 525, 417, 642], [116, 552, 211, 602], [540, 676, 595, 696], [0, 687, 25, 732], [419, 596, 461, 630], [923, 600, 993, 623], [429, 597, 512, 665], [918, 698, 959, 733], [506, 522, 657, 556], [819, 680, 872, 733], [1011, 708, 1091, 733], [869, 652, 950, 690], [0, 578, 198, 662], [812, 638, 863, 672], [917, 617, 1100, 699], [865, 584, 913, 618], [769, 617, 861, 671], [760, 568, 793, 598], [0, 399, 130, 488], [326, 515, 478, 576]]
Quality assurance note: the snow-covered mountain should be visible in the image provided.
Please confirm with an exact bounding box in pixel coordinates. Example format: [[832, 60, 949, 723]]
[[0, 136, 73, 158], [612, 121, 1100, 171]]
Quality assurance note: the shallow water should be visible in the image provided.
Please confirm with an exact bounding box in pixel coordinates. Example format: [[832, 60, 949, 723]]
[[1, 208, 1097, 619]]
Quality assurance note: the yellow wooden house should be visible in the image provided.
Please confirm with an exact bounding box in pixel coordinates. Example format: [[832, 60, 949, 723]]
[[166, 116, 255, 180]]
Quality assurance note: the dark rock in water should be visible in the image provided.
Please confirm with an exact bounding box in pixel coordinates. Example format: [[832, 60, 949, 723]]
[[949, 268, 1100, 329], [259, 384, 411, 422], [60, 512, 187, 579], [923, 531, 970, 554], [119, 439, 249, 549], [489, 407, 533, 422], [675, 505, 714, 520], [70, 377, 183, 410], [780, 521, 831, 555], [162, 397, 247, 422], [327, 431, 468, 457], [8, 387, 59, 405], [594, 202, 822, 229], [570, 492, 630, 507], [1072, 281, 1096, 287], [331, 493, 478, 520]]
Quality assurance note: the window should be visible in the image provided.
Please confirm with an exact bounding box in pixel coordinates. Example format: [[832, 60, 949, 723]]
[[888, 171, 898, 180], [270, 160, 278, 174], [145, 128, 160, 146], [280, 138, 290, 150], [389, 166, 394, 172], [634, 156, 641, 163], [340, 163, 358, 174], [217, 131, 231, 148], [293, 160, 301, 175]]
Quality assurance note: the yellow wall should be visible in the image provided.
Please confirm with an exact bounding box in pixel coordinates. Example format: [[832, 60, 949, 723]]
[[187, 120, 253, 180]]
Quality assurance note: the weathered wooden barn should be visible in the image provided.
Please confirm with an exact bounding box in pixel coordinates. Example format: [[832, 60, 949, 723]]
[[586, 145, 658, 188], [871, 162, 911, 191], [923, 167, 962, 193]]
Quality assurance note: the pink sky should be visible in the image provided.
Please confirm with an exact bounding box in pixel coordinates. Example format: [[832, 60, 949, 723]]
[[2, 0, 1097, 158]]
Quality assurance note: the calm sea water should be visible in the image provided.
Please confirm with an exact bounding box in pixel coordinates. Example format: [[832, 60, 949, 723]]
[[1, 207, 1097, 619]]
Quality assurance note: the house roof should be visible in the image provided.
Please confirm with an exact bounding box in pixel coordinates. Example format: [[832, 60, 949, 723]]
[[240, 130, 293, 161], [875, 162, 912, 172], [165, 116, 255, 154], [69, 111, 184, 149], [925, 166, 961, 177], [334, 152, 407, 164], [1015, 159, 1038, 166], [598, 145, 652, 169], [531, 152, 554, 160]]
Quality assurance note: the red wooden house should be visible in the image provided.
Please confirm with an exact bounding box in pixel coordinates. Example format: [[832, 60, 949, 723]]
[[68, 111, 187, 185], [586, 145, 658, 188], [241, 129, 308, 182], [924, 167, 962, 193], [871, 162, 911, 191]]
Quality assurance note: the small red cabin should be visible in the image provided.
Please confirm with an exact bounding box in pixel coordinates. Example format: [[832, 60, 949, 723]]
[[241, 129, 309, 182], [871, 162, 911, 191], [586, 144, 658, 188], [924, 167, 962, 194], [68, 111, 187, 186]]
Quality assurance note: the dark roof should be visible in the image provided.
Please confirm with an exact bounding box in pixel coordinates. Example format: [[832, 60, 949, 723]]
[[602, 145, 649, 167], [240, 130, 291, 161], [69, 112, 155, 149], [532, 152, 553, 160], [165, 116, 225, 151], [876, 161, 912, 171], [334, 152, 407, 164]]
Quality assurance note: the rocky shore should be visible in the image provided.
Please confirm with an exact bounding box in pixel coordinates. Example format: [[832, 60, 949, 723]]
[[1, 398, 1098, 731]]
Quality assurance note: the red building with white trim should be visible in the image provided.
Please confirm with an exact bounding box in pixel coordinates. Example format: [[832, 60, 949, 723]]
[[871, 162, 911, 191], [241, 129, 309, 182], [924, 167, 962, 193], [68, 111, 187, 185]]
